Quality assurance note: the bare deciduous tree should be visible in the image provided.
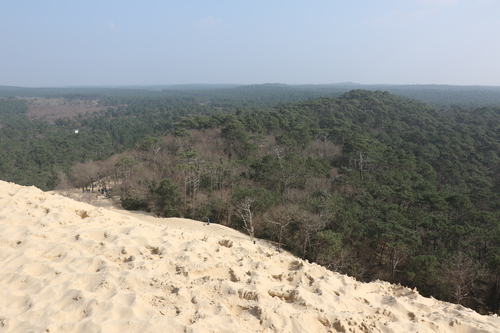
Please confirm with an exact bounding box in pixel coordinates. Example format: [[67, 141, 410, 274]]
[[71, 160, 103, 192], [350, 152, 373, 181], [265, 205, 292, 251], [444, 252, 486, 305], [237, 197, 256, 242], [55, 170, 72, 195]]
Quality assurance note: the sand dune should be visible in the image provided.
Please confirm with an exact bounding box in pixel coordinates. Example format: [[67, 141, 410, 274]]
[[0, 181, 499, 332]]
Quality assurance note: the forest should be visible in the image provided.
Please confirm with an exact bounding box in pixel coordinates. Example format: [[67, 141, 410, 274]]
[[0, 84, 499, 314]]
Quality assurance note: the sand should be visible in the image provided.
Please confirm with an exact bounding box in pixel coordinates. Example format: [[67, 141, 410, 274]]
[[0, 181, 499, 333]]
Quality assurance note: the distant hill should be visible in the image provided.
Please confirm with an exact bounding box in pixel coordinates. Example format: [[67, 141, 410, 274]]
[[3, 83, 500, 108]]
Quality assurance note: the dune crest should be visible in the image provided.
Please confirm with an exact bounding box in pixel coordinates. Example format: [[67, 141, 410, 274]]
[[0, 181, 499, 332]]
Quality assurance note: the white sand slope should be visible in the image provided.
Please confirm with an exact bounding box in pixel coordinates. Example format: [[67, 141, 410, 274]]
[[0, 181, 499, 333]]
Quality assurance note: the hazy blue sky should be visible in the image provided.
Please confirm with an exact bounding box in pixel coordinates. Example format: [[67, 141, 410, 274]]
[[1, 0, 499, 87]]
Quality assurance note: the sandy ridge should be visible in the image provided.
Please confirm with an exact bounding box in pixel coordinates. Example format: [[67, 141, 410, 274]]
[[0, 181, 499, 332]]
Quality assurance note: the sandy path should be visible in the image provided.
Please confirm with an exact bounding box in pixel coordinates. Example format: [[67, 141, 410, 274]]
[[57, 188, 256, 243], [113, 209, 254, 243], [59, 188, 254, 242]]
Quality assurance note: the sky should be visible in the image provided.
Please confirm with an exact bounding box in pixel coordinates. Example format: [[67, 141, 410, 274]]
[[1, 0, 500, 87]]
